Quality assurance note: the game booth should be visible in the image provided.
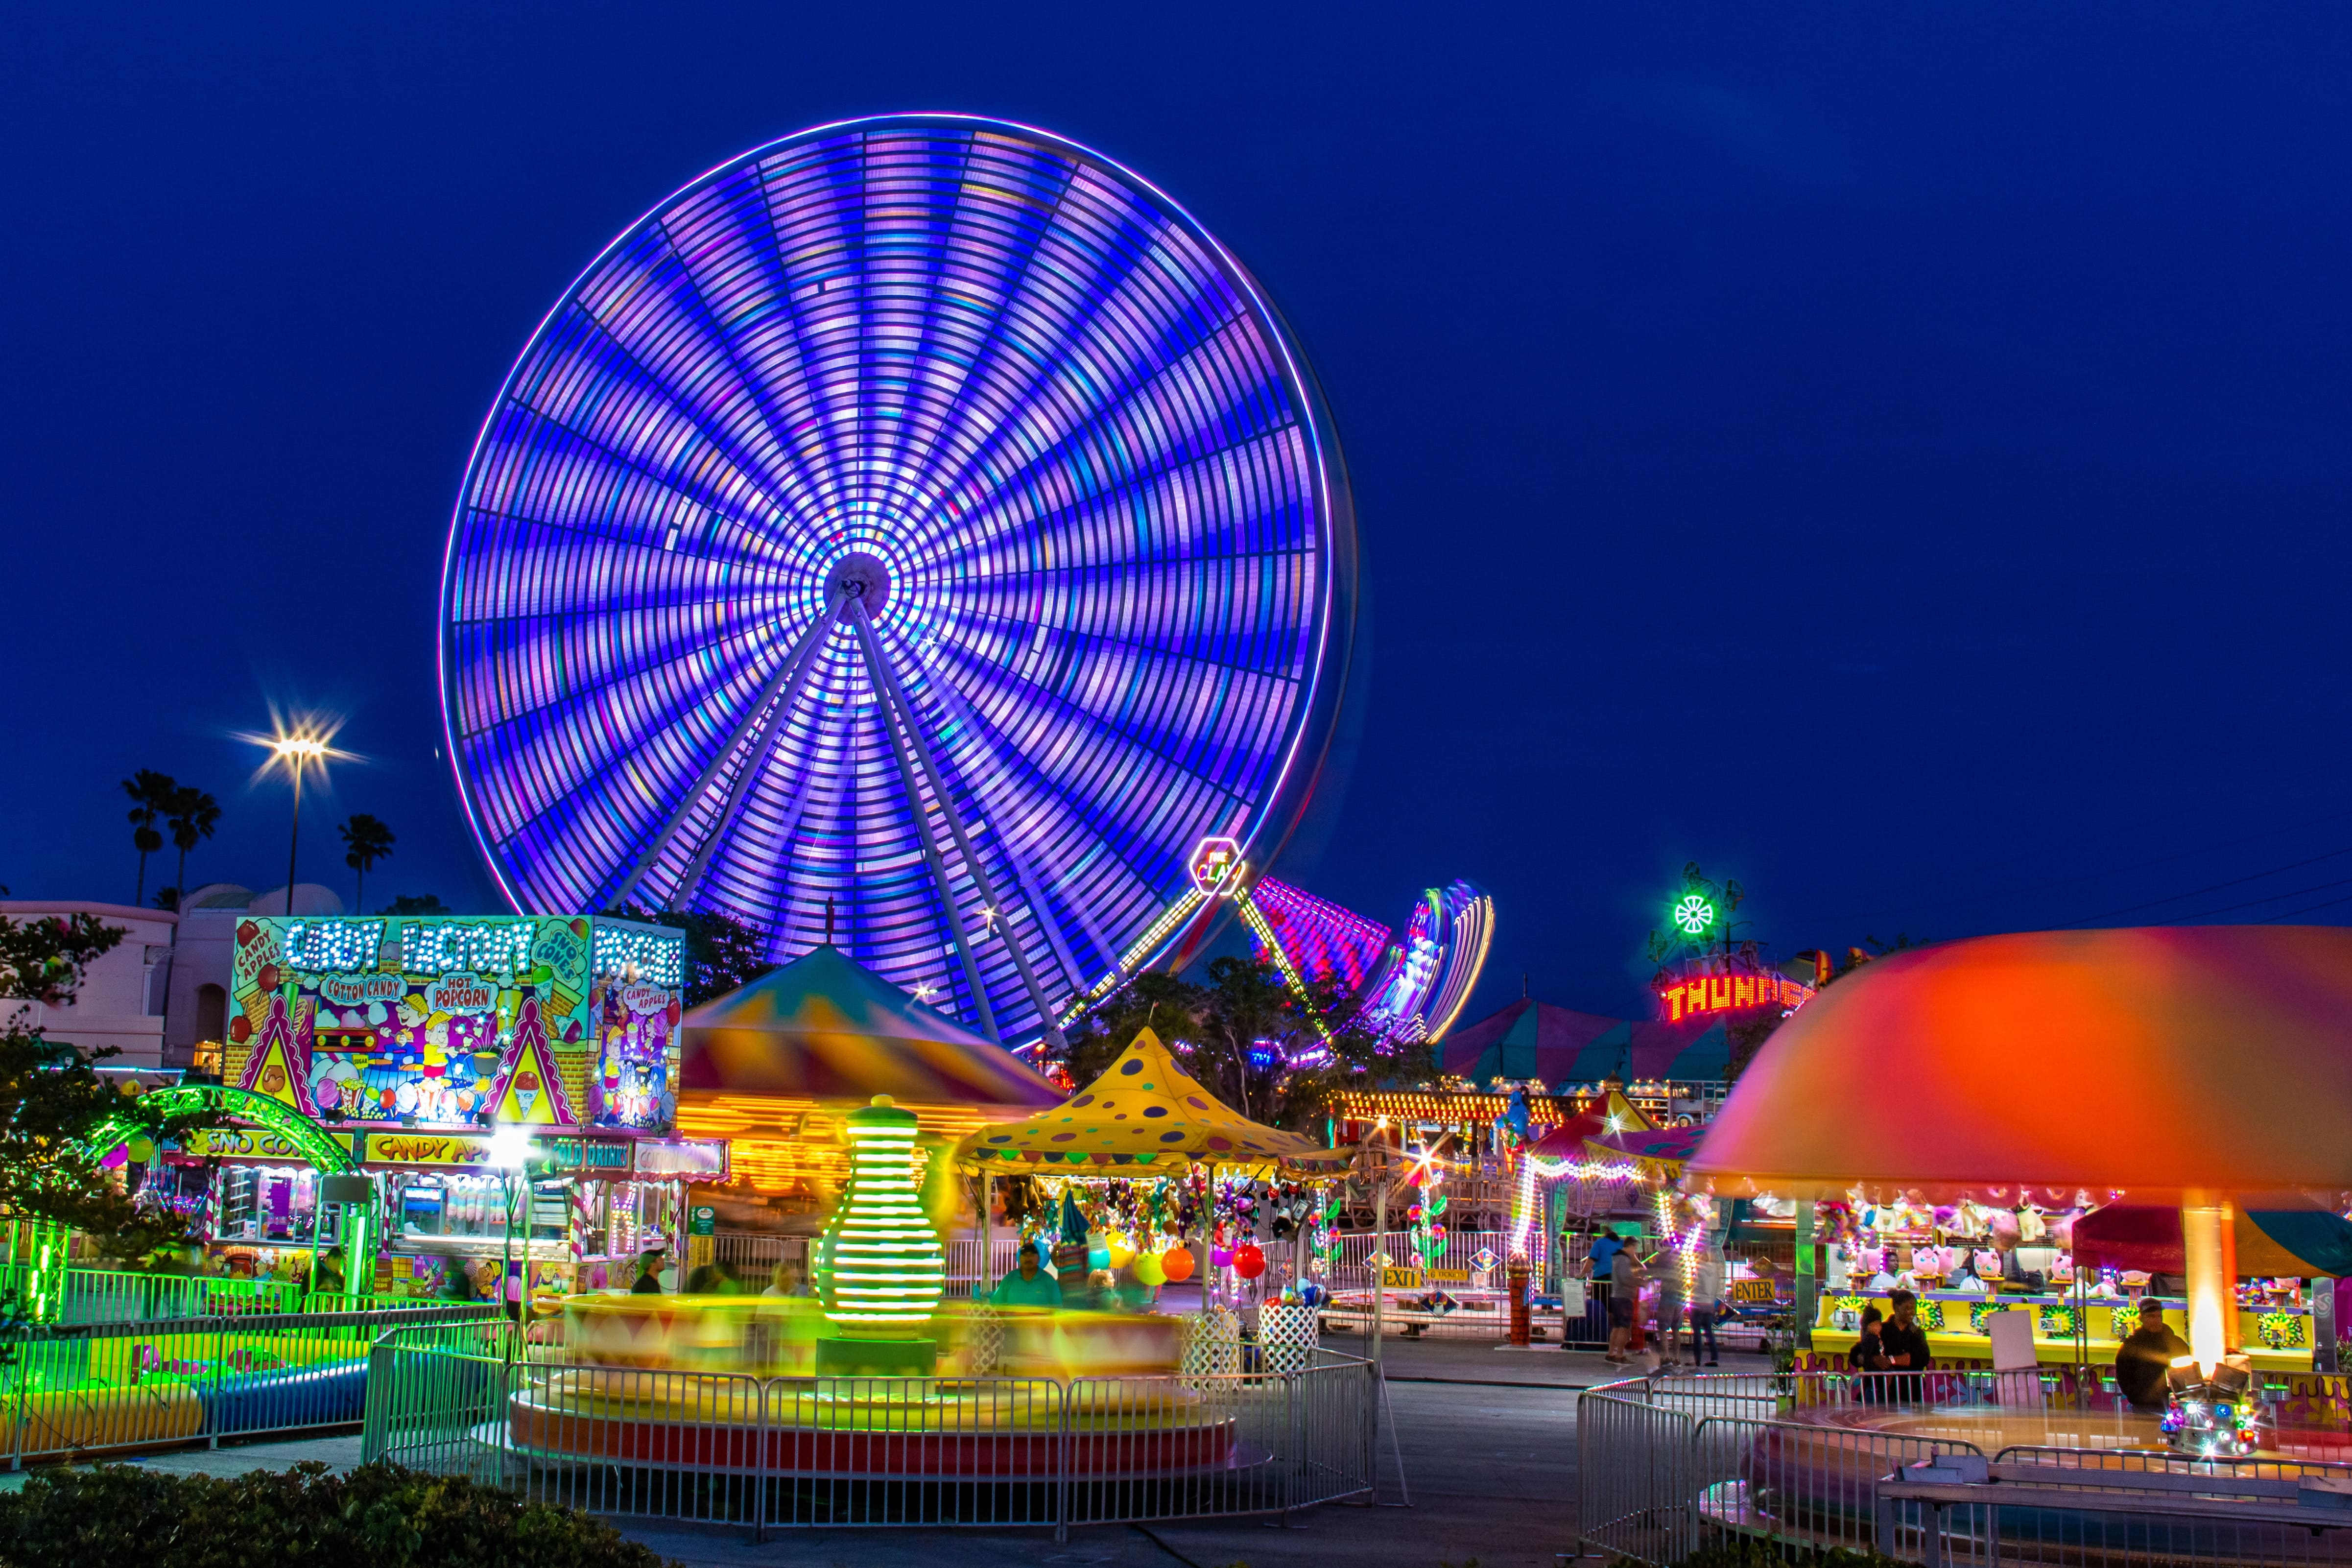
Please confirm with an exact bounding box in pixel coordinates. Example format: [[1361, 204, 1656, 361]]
[[125, 912, 724, 1306]]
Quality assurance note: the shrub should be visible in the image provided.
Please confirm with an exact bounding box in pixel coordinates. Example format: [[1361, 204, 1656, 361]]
[[1671, 1541, 1908, 1568], [0, 1460, 675, 1568]]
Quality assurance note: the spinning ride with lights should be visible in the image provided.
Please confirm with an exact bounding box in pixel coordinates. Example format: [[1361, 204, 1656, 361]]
[[440, 115, 1357, 1050], [1111, 839, 1493, 1045]]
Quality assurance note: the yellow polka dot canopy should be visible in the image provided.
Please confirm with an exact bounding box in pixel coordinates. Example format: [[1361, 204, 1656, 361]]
[[951, 1028, 1341, 1175]]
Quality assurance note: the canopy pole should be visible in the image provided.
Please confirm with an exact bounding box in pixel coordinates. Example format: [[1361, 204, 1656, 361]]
[[2182, 1192, 2238, 1375], [1198, 1162, 1215, 1314], [978, 1171, 993, 1300], [1370, 1133, 1388, 1378]]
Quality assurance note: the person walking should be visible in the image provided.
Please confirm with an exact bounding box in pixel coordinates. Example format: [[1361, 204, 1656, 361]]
[[1656, 1251, 1687, 1367], [1606, 1242, 1640, 1364], [1689, 1243, 1725, 1367]]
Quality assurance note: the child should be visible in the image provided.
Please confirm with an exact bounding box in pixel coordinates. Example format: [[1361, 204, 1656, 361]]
[[1849, 1304, 1890, 1403]]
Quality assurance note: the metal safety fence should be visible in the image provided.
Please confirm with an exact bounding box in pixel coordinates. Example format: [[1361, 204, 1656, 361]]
[[2, 1303, 505, 1469], [1581, 1371, 2352, 1568], [0, 1262, 305, 1326], [364, 1330, 1377, 1539]]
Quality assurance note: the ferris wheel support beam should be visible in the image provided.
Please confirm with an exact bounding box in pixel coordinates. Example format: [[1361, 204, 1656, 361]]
[[901, 655, 1095, 996], [858, 609, 999, 1043], [850, 600, 1070, 1053], [608, 593, 848, 911]]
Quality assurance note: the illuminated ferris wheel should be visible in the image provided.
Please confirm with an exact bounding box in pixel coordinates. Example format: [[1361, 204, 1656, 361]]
[[439, 115, 1356, 1049]]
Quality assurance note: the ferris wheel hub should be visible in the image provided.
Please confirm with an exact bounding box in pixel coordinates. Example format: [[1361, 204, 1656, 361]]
[[826, 552, 894, 618]]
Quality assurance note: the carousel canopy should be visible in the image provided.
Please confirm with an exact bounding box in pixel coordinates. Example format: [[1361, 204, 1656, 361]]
[[1686, 926, 2352, 1204], [1526, 1087, 1654, 1158], [1443, 998, 1727, 1086], [679, 944, 1060, 1109], [1584, 1125, 1705, 1183], [952, 1028, 1340, 1175]]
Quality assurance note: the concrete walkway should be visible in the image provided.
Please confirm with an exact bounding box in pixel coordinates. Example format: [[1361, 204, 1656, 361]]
[[0, 1335, 1687, 1565]]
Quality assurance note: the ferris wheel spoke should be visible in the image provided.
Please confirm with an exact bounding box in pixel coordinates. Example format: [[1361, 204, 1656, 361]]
[[837, 140, 1056, 533], [888, 645, 1105, 993], [561, 214, 867, 545], [602, 590, 849, 910], [508, 308, 818, 572], [868, 168, 1218, 566], [651, 166, 879, 536], [854, 617, 999, 1041], [457, 432, 805, 608], [913, 628, 1260, 912], [900, 249, 1263, 571]]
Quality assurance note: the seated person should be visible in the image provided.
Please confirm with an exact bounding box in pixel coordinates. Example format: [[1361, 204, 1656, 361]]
[[989, 1240, 1063, 1307], [763, 1258, 811, 1297], [629, 1248, 669, 1294], [2115, 1315, 2193, 1412], [1948, 1262, 1988, 1296]]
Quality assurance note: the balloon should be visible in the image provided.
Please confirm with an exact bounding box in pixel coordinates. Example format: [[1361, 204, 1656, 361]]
[[1107, 1239, 1135, 1269], [1210, 1245, 1233, 1267], [1160, 1247, 1195, 1283], [1233, 1243, 1265, 1279], [1087, 1245, 1111, 1273], [1133, 1250, 1166, 1286]]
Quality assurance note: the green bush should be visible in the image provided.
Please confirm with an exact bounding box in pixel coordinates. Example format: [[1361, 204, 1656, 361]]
[[0, 1460, 675, 1568], [1664, 1541, 1908, 1568]]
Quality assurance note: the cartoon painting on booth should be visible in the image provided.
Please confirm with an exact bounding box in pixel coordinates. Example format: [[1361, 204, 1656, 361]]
[[587, 974, 681, 1130], [227, 915, 681, 1130]]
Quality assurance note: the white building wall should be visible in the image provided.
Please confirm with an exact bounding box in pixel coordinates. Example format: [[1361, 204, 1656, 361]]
[[0, 901, 176, 1068]]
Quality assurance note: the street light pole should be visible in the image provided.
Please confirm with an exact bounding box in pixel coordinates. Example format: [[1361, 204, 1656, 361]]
[[263, 734, 331, 915], [284, 756, 305, 915]]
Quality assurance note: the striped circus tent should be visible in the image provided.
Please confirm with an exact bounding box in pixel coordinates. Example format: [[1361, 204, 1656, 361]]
[[678, 944, 1059, 1108], [1442, 998, 1729, 1086]]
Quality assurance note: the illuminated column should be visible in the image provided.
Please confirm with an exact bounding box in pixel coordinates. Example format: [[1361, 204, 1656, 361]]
[[818, 1095, 945, 1371], [2182, 1194, 2239, 1375]]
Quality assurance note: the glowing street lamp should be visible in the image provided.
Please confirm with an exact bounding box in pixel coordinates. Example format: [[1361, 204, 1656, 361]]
[[248, 722, 348, 915]]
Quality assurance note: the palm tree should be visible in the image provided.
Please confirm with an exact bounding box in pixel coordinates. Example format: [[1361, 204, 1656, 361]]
[[121, 769, 176, 907], [339, 814, 396, 913], [165, 784, 222, 916]]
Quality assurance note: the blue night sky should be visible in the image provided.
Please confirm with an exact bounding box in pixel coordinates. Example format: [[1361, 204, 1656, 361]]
[[5, 5, 2347, 1023]]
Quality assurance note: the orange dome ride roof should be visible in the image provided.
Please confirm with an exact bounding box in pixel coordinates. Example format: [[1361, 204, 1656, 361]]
[[1684, 927, 2352, 1205]]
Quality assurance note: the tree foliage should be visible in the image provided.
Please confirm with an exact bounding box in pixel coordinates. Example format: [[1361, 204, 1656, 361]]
[[0, 908, 222, 1260], [0, 1022, 223, 1259], [602, 904, 778, 1007], [165, 782, 223, 911], [1060, 954, 1436, 1134], [121, 768, 176, 907], [0, 906, 126, 1007], [378, 893, 453, 916], [339, 812, 397, 913]]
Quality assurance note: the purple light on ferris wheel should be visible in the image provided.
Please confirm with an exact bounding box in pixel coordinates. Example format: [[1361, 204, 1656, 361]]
[[438, 116, 1356, 1048]]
